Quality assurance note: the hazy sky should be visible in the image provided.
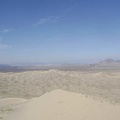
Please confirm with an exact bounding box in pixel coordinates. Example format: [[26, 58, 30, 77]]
[[0, 0, 120, 64]]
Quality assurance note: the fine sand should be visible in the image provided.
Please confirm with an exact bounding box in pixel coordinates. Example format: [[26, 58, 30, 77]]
[[0, 69, 120, 120], [0, 89, 120, 120]]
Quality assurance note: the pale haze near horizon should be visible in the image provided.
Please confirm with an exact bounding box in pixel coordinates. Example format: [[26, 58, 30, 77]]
[[0, 0, 120, 64]]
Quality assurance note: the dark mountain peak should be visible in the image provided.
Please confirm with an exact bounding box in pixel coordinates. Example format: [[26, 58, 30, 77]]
[[99, 58, 115, 64], [104, 58, 114, 62]]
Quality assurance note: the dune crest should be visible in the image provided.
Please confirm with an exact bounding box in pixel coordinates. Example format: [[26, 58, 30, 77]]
[[1, 89, 120, 120], [0, 70, 120, 103]]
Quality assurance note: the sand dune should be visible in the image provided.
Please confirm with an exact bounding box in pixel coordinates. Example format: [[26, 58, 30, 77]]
[[0, 70, 120, 103], [0, 98, 27, 119], [0, 70, 120, 120], [0, 98, 27, 107], [0, 89, 120, 120]]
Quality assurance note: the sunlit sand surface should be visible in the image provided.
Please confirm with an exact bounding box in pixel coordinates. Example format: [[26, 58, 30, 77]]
[[0, 70, 120, 120]]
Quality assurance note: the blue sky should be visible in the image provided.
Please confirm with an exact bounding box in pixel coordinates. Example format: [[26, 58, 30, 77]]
[[0, 0, 120, 64]]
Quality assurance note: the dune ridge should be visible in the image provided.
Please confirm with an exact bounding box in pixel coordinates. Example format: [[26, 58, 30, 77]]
[[0, 89, 120, 120], [0, 70, 120, 103]]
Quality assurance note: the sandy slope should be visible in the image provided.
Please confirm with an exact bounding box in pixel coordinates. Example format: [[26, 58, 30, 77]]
[[0, 89, 120, 120], [0, 70, 120, 103], [0, 98, 27, 119]]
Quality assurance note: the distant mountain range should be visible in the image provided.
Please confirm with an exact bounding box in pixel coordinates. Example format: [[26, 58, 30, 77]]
[[92, 59, 120, 70], [0, 64, 13, 69], [0, 59, 120, 71], [99, 59, 115, 63], [97, 59, 120, 64]]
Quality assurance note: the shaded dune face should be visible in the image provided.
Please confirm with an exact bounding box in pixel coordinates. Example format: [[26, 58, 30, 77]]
[[1, 90, 120, 120], [0, 70, 120, 103]]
